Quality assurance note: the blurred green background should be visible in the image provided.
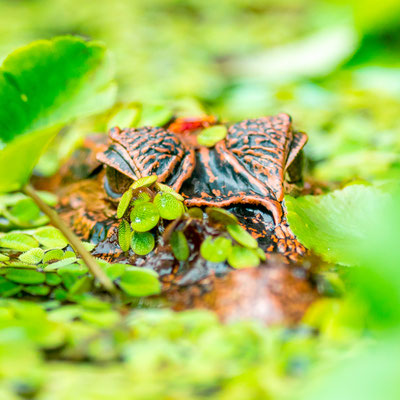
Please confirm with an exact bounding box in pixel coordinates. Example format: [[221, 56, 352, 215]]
[[2, 0, 400, 182], [1, 1, 400, 399]]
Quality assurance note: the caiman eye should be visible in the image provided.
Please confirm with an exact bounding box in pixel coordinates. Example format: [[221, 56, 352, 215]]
[[104, 167, 133, 198]]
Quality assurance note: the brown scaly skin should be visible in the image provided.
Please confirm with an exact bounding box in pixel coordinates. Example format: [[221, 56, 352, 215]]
[[96, 113, 307, 261]]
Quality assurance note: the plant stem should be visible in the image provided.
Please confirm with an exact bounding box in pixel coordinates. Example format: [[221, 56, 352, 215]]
[[23, 184, 116, 293]]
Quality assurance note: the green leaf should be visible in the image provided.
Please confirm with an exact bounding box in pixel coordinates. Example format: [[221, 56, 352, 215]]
[[200, 236, 232, 263], [155, 183, 184, 201], [9, 198, 40, 222], [197, 125, 227, 147], [32, 226, 68, 249], [285, 185, 388, 265], [130, 203, 160, 232], [5, 268, 45, 285], [227, 224, 258, 249], [0, 279, 22, 297], [0, 36, 116, 193], [206, 207, 238, 225], [0, 232, 38, 251], [130, 232, 155, 256], [23, 285, 50, 296], [118, 220, 132, 252], [153, 192, 183, 220], [117, 189, 133, 219], [18, 248, 44, 264], [170, 231, 190, 261], [227, 246, 260, 269], [130, 175, 158, 190], [45, 273, 62, 286], [43, 249, 65, 263], [43, 257, 77, 271], [119, 267, 161, 297]]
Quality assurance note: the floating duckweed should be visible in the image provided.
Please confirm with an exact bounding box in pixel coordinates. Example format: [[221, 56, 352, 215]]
[[187, 207, 203, 219], [0, 232, 39, 251], [131, 232, 155, 256], [0, 279, 22, 297], [5, 268, 45, 285], [23, 285, 50, 296], [18, 248, 44, 264], [118, 220, 131, 252], [43, 249, 64, 263], [45, 273, 62, 286], [33, 226, 68, 249], [197, 125, 227, 147], [200, 236, 232, 263], [153, 192, 183, 220], [155, 183, 184, 201], [119, 267, 161, 297], [206, 207, 238, 225], [43, 257, 77, 271], [171, 231, 190, 261], [132, 191, 152, 206], [130, 203, 160, 232], [227, 224, 258, 249], [117, 189, 133, 218], [227, 246, 260, 269], [0, 253, 9, 262], [131, 175, 158, 190]]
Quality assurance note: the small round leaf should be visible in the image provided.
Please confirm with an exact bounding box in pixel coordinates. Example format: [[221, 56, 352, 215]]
[[155, 183, 184, 201], [18, 248, 44, 264], [130, 203, 160, 232], [171, 231, 190, 261], [153, 192, 183, 220], [130, 175, 158, 190], [227, 224, 258, 249], [227, 246, 260, 269], [197, 125, 227, 147], [5, 268, 45, 285], [131, 232, 155, 256], [206, 207, 238, 225], [200, 236, 232, 263]]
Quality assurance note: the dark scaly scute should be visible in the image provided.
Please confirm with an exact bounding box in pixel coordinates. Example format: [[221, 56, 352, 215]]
[[97, 126, 195, 191]]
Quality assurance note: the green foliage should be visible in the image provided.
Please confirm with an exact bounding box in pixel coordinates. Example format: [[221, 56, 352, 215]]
[[0, 232, 39, 251], [197, 125, 227, 147], [119, 267, 161, 296], [0, 36, 116, 193], [285, 185, 388, 265], [118, 220, 131, 252], [170, 231, 190, 261], [130, 203, 160, 232], [200, 236, 232, 263], [227, 246, 260, 269], [32, 226, 68, 249], [153, 192, 183, 220], [227, 224, 258, 249], [130, 232, 155, 256]]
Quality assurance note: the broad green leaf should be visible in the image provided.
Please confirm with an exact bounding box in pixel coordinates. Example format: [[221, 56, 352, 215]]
[[0, 36, 116, 193], [227, 224, 258, 249], [119, 267, 161, 297], [0, 232, 38, 251], [5, 268, 45, 285], [227, 246, 260, 269], [18, 248, 44, 264], [285, 185, 389, 265], [153, 192, 183, 220], [130, 232, 155, 256], [23, 285, 50, 296], [200, 236, 232, 263], [32, 226, 68, 249], [170, 231, 190, 261]]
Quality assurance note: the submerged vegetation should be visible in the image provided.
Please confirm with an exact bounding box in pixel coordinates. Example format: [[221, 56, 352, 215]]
[[1, 0, 400, 399]]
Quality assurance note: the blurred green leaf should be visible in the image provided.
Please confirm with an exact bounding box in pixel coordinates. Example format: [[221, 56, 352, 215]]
[[0, 36, 116, 193], [286, 185, 388, 264]]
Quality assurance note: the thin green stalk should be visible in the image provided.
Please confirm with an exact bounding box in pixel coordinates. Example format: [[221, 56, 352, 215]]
[[23, 184, 116, 293]]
